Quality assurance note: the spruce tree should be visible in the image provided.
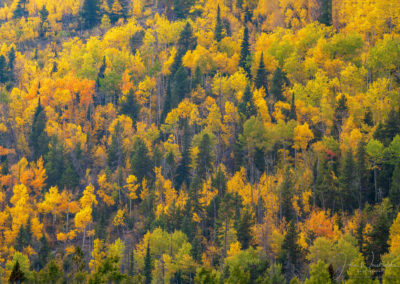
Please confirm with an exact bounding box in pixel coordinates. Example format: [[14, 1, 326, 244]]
[[339, 150, 357, 211], [239, 26, 250, 76], [236, 209, 253, 250], [131, 138, 152, 182], [9, 260, 26, 284], [288, 93, 297, 121], [13, 0, 26, 19], [177, 22, 197, 56], [214, 5, 224, 42], [39, 5, 49, 38], [144, 243, 153, 284], [36, 234, 50, 270], [120, 89, 140, 124], [356, 141, 371, 207], [280, 167, 295, 221], [319, 0, 332, 26], [107, 121, 123, 170], [374, 109, 400, 146], [30, 98, 49, 160], [82, 0, 101, 29], [255, 52, 269, 96], [0, 55, 8, 83], [196, 133, 213, 179], [390, 163, 400, 207], [332, 94, 348, 140], [175, 121, 191, 189], [8, 47, 15, 76], [45, 137, 64, 187], [171, 66, 189, 108], [238, 84, 257, 119], [279, 221, 302, 281], [270, 67, 288, 101], [365, 201, 392, 268]]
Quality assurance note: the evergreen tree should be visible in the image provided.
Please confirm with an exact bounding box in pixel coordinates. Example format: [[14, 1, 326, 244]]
[[131, 138, 152, 181], [119, 89, 140, 124], [255, 52, 269, 96], [332, 94, 348, 140], [390, 163, 400, 207], [356, 141, 371, 207], [9, 260, 26, 284], [239, 26, 250, 76], [36, 234, 50, 270], [319, 0, 332, 26], [214, 5, 224, 42], [196, 133, 213, 179], [46, 137, 64, 187], [279, 221, 302, 281], [15, 220, 31, 252], [288, 93, 297, 121], [175, 121, 192, 189], [171, 66, 189, 108], [8, 47, 15, 76], [280, 167, 295, 221], [13, 0, 26, 19], [339, 150, 357, 211], [161, 79, 172, 123], [39, 5, 49, 38], [144, 243, 153, 284], [107, 121, 123, 170], [177, 22, 197, 56], [0, 55, 8, 83], [82, 0, 101, 29], [173, 0, 194, 19], [236, 209, 253, 250], [29, 98, 49, 160], [238, 84, 257, 119], [270, 67, 288, 101], [365, 201, 392, 268], [374, 109, 400, 146]]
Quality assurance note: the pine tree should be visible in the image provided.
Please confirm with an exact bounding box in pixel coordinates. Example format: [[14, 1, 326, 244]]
[[13, 0, 26, 19], [390, 163, 400, 207], [356, 141, 371, 207], [45, 137, 64, 187], [255, 52, 269, 96], [171, 66, 189, 108], [15, 221, 31, 252], [144, 243, 153, 284], [30, 98, 49, 160], [365, 201, 392, 268], [280, 167, 295, 221], [239, 26, 250, 76], [279, 221, 302, 281], [332, 94, 348, 140], [8, 47, 15, 74], [339, 150, 357, 211], [374, 109, 400, 146], [131, 138, 152, 182], [161, 79, 172, 123], [270, 67, 288, 101], [177, 22, 197, 56], [0, 55, 8, 83], [173, 0, 194, 19], [39, 5, 49, 38], [288, 93, 297, 121], [236, 209, 253, 250], [214, 5, 224, 42], [196, 133, 213, 179], [238, 84, 257, 119], [120, 89, 140, 124], [319, 0, 332, 26], [108, 121, 123, 170], [82, 0, 101, 29], [175, 121, 192, 189], [9, 260, 26, 284], [36, 234, 50, 270]]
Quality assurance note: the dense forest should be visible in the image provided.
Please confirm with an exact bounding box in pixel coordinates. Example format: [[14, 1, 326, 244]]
[[0, 0, 399, 282]]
